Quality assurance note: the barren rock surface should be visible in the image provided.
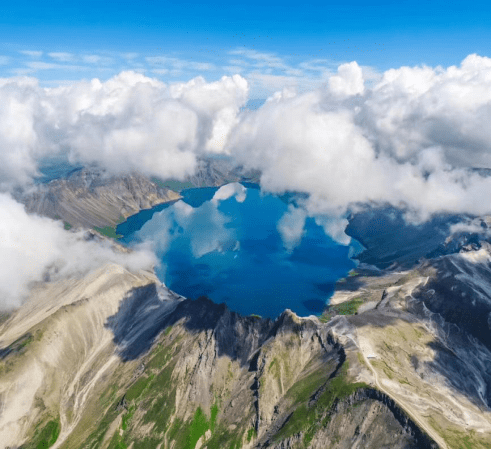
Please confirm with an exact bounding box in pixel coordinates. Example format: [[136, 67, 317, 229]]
[[17, 167, 181, 229]]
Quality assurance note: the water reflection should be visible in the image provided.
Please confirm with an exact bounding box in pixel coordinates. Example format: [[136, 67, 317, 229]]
[[118, 183, 358, 318]]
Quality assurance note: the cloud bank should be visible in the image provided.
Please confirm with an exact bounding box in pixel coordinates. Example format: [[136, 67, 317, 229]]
[[0, 54, 489, 226], [0, 72, 249, 187], [227, 55, 491, 221], [0, 193, 156, 309]]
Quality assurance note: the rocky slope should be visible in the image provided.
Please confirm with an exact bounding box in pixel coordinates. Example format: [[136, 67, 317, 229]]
[[0, 241, 489, 448], [16, 167, 181, 229], [0, 189, 490, 448], [154, 157, 261, 191]]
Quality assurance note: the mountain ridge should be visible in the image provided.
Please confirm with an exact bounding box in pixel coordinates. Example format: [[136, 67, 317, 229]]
[[0, 241, 489, 448]]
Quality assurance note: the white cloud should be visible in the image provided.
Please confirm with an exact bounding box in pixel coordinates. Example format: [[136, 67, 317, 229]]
[[277, 205, 306, 250], [228, 59, 251, 67], [151, 68, 170, 75], [122, 52, 139, 61], [298, 59, 331, 72], [82, 54, 113, 65], [449, 218, 490, 237], [0, 76, 44, 186], [26, 61, 86, 71], [229, 49, 289, 70], [0, 55, 488, 236], [225, 57, 491, 239], [0, 71, 249, 187], [359, 54, 491, 167], [222, 65, 246, 75], [329, 61, 365, 97], [48, 52, 75, 62], [0, 55, 488, 301], [137, 198, 236, 259], [146, 56, 216, 73], [314, 216, 351, 246], [212, 182, 247, 203], [245, 72, 302, 98], [0, 193, 156, 309], [19, 50, 43, 58], [169, 75, 249, 153]]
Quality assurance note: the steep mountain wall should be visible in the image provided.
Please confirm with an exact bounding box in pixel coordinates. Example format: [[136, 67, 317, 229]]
[[0, 246, 490, 449], [17, 168, 181, 229]]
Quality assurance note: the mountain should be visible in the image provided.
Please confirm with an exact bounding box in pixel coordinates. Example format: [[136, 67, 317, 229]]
[[15, 167, 182, 230], [2, 166, 490, 449], [154, 157, 261, 191], [0, 240, 489, 448]]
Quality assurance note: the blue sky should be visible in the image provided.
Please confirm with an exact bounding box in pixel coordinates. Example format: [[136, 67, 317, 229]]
[[0, 0, 490, 96]]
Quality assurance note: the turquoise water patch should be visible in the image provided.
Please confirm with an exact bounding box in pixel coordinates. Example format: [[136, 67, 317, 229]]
[[117, 184, 358, 318]]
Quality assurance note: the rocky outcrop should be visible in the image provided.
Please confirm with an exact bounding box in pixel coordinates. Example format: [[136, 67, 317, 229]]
[[185, 157, 261, 188], [16, 167, 181, 228], [0, 267, 444, 449], [270, 388, 438, 449], [1, 246, 491, 449]]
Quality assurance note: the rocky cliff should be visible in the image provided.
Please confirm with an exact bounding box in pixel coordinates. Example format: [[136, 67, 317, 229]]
[[16, 167, 181, 229], [154, 157, 261, 191], [0, 241, 489, 448]]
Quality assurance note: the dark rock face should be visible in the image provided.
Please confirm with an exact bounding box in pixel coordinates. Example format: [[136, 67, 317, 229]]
[[407, 249, 492, 408], [271, 389, 438, 449], [344, 206, 490, 270], [414, 250, 491, 349], [101, 289, 440, 448]]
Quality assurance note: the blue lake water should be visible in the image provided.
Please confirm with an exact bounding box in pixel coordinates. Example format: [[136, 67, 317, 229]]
[[117, 184, 359, 319]]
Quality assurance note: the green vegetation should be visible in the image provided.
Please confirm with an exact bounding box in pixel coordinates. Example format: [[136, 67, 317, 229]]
[[428, 417, 491, 449], [99, 383, 118, 407], [163, 402, 223, 449], [147, 343, 174, 370], [151, 177, 194, 191], [210, 401, 219, 432], [205, 425, 243, 449], [330, 298, 364, 315], [107, 431, 127, 449], [82, 396, 123, 449], [121, 406, 135, 431], [132, 437, 163, 449], [250, 314, 262, 319], [320, 298, 365, 322], [186, 407, 209, 449], [142, 364, 177, 432], [268, 358, 280, 376], [1, 333, 34, 359], [125, 375, 153, 401], [63, 221, 72, 230], [165, 406, 212, 449], [84, 341, 179, 448], [247, 427, 257, 442], [357, 352, 365, 366], [370, 360, 395, 380], [274, 361, 368, 444], [93, 226, 123, 239], [25, 418, 60, 449]]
